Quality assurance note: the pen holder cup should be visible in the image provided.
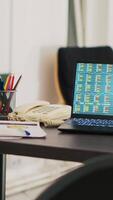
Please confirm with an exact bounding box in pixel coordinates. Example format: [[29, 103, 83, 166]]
[[0, 90, 16, 116]]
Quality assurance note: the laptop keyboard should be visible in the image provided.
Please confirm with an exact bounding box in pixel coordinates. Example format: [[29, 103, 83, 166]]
[[72, 118, 113, 127]]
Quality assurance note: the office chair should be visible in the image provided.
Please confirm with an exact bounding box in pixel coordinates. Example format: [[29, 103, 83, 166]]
[[36, 155, 113, 200], [55, 46, 113, 106]]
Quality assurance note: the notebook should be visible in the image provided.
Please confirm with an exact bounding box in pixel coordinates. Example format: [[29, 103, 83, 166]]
[[58, 62, 113, 134]]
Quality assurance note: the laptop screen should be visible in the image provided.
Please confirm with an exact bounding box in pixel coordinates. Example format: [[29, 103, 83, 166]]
[[73, 63, 113, 116]]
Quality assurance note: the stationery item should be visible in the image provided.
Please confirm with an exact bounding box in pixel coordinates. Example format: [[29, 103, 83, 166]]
[[0, 76, 4, 90], [0, 121, 46, 138], [10, 75, 14, 90], [0, 74, 22, 118], [0, 120, 38, 126], [4, 74, 14, 90], [4, 75, 10, 90], [6, 75, 22, 113], [0, 99, 2, 113], [13, 75, 22, 90], [5, 75, 12, 91], [0, 90, 16, 115]]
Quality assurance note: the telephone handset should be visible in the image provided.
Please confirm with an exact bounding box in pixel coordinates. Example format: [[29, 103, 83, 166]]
[[14, 100, 50, 114], [8, 101, 71, 127]]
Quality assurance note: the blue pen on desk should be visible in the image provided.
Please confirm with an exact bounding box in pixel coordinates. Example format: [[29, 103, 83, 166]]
[[16, 127, 31, 137], [24, 130, 31, 136]]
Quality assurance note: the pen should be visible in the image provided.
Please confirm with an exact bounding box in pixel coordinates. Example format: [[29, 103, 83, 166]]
[[15, 126, 31, 136], [24, 130, 31, 136]]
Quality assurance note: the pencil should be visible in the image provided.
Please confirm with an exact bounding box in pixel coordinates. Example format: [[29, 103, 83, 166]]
[[4, 75, 10, 91], [13, 75, 22, 90], [5, 75, 12, 91], [10, 75, 14, 90]]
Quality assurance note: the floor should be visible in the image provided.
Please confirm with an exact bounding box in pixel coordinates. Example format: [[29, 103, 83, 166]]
[[6, 156, 82, 200], [6, 183, 50, 200]]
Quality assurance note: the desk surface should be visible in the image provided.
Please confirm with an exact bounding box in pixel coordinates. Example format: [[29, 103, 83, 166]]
[[0, 127, 113, 162]]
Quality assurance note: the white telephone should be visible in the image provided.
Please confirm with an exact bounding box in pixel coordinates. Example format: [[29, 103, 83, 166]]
[[8, 100, 71, 127]]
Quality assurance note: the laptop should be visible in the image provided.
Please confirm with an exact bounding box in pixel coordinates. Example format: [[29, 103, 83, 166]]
[[58, 62, 113, 134]]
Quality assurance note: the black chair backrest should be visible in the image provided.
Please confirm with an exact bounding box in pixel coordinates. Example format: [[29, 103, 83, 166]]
[[58, 46, 113, 105], [36, 155, 113, 200]]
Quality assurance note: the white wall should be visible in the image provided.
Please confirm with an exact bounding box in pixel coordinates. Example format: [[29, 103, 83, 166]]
[[84, 0, 113, 47], [0, 0, 68, 105], [10, 0, 68, 105], [84, 0, 108, 46], [0, 0, 11, 72], [107, 0, 113, 46]]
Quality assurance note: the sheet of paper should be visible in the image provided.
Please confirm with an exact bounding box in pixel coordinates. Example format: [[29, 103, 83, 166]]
[[0, 123, 46, 138], [0, 120, 38, 126]]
